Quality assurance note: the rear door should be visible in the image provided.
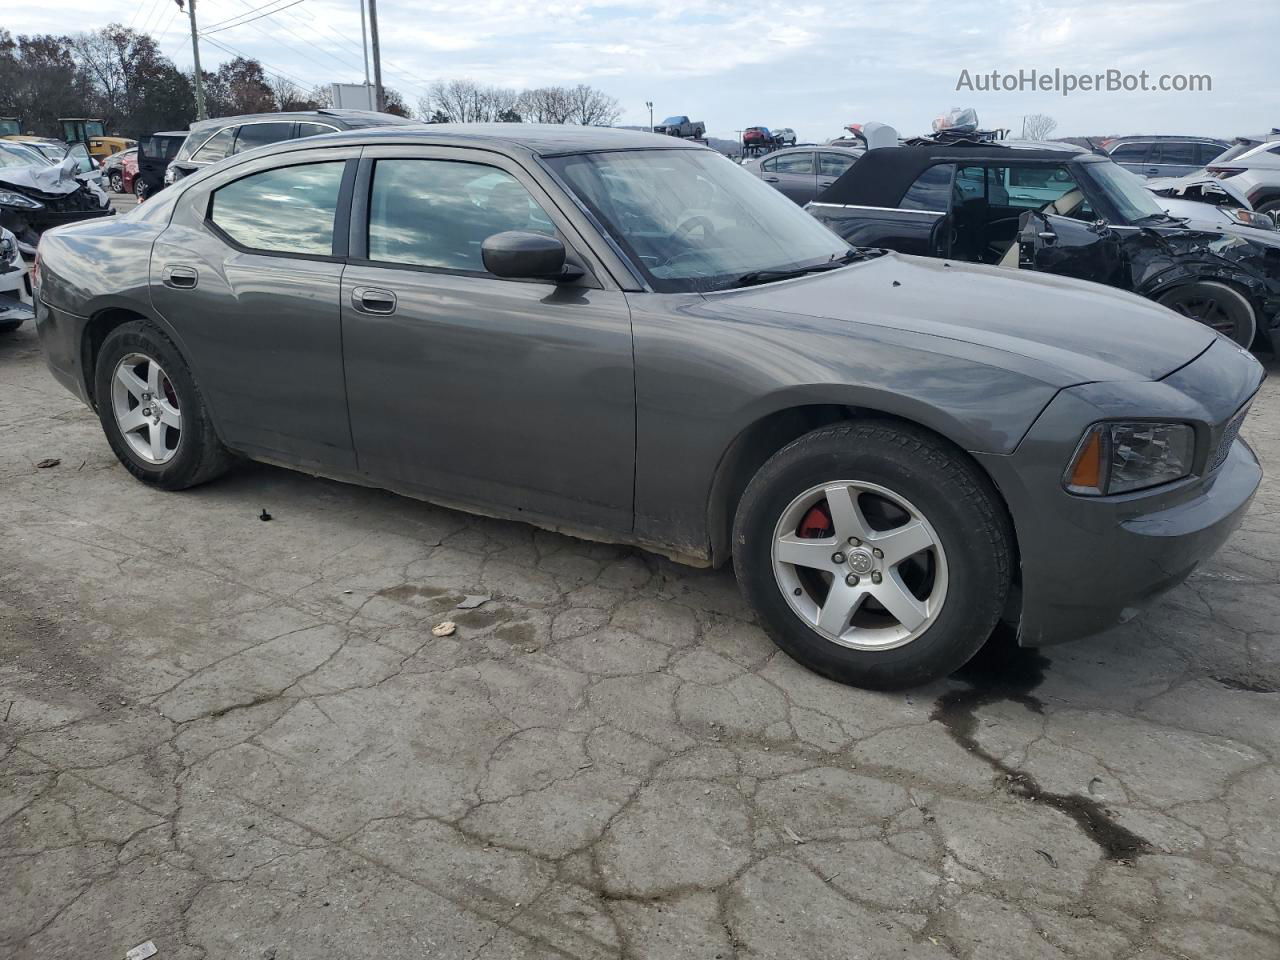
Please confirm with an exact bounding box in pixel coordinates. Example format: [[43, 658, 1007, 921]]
[[150, 147, 359, 469], [339, 145, 636, 533], [1108, 141, 1151, 176], [760, 151, 817, 203], [816, 151, 857, 196], [1149, 141, 1201, 179]]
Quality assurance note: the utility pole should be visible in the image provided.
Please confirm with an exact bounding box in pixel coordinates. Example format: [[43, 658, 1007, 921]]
[[645, 101, 653, 132], [358, 0, 370, 90], [367, 0, 385, 112], [177, 0, 207, 120]]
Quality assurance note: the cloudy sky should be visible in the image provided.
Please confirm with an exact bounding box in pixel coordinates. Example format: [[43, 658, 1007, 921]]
[[9, 0, 1279, 142]]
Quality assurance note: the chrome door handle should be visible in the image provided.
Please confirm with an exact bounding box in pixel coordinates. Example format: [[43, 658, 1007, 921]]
[[351, 286, 397, 315], [763, 176, 780, 182], [163, 265, 198, 289]]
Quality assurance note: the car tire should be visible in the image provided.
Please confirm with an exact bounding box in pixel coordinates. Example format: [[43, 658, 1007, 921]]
[[733, 420, 1013, 690], [94, 320, 231, 490], [1255, 199, 1280, 218], [0, 318, 24, 335], [1156, 280, 1256, 347], [109, 172, 123, 193], [134, 179, 149, 201]]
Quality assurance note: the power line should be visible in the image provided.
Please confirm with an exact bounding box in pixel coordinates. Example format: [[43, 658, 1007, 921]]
[[201, 0, 307, 36]]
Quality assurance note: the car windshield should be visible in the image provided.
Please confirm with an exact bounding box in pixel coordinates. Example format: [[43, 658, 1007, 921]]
[[547, 149, 851, 292], [661, 117, 684, 125], [1086, 161, 1166, 221]]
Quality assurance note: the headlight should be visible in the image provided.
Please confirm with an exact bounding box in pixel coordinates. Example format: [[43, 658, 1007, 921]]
[[0, 190, 43, 210], [1064, 422, 1195, 496], [1228, 208, 1276, 231]]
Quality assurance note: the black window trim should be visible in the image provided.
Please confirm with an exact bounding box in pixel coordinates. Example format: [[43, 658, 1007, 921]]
[[203, 157, 357, 263], [346, 153, 600, 287]]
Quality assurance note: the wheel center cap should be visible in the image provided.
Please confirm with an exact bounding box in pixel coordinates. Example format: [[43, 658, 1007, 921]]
[[847, 549, 875, 575]]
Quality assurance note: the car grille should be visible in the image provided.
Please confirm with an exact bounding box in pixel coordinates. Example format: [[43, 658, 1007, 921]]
[[1210, 405, 1250, 472]]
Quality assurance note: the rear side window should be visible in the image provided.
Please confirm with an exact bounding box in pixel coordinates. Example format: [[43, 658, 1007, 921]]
[[819, 152, 856, 178], [209, 161, 346, 255], [296, 122, 337, 139], [233, 122, 296, 154], [1198, 143, 1228, 164], [1153, 141, 1197, 165], [771, 152, 814, 175], [192, 127, 235, 162], [901, 164, 954, 210], [367, 159, 555, 272], [1108, 143, 1149, 163]]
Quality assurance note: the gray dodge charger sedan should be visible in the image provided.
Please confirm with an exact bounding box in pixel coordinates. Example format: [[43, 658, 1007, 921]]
[[32, 125, 1264, 689]]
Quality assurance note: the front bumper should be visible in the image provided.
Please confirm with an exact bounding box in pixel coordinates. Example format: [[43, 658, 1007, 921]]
[[977, 338, 1265, 647]]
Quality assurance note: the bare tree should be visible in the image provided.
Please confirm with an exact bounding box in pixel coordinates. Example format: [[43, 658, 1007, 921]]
[[519, 86, 575, 124], [1022, 113, 1058, 140], [568, 84, 620, 127]]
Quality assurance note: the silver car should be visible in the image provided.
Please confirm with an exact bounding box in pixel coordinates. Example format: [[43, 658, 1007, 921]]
[[743, 145, 862, 204], [33, 125, 1263, 689], [1105, 136, 1230, 179]]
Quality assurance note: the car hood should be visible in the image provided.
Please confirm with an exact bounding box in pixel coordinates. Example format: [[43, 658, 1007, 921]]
[[1147, 173, 1253, 210], [699, 252, 1217, 385]]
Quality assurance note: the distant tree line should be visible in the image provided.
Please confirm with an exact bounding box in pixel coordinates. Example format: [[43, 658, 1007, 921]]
[[1, 24, 620, 140]]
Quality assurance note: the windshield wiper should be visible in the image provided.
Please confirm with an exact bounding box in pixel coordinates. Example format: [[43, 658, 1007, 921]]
[[736, 249, 881, 288]]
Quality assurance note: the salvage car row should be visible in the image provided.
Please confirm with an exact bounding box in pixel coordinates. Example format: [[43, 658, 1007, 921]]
[[27, 123, 1265, 690]]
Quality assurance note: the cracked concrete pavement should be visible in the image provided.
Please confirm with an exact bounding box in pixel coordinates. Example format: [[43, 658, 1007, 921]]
[[2, 320, 1279, 959]]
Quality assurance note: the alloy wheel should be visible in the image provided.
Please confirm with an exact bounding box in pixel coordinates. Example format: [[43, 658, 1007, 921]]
[[110, 353, 181, 464], [771, 480, 948, 651], [1160, 288, 1238, 337]]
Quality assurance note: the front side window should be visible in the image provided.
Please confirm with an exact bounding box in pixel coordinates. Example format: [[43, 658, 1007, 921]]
[[367, 159, 555, 272], [209, 161, 346, 255], [1109, 143, 1149, 163], [819, 152, 856, 178], [1000, 165, 1080, 208], [192, 127, 235, 163], [234, 122, 296, 154], [547, 149, 849, 293], [902, 164, 955, 210]]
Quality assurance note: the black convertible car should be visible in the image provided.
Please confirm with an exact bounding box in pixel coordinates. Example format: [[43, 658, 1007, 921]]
[[808, 141, 1280, 347]]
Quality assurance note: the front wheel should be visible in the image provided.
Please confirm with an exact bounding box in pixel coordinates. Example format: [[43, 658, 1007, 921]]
[[733, 421, 1013, 690], [94, 320, 230, 489], [1157, 280, 1256, 347], [134, 179, 150, 201], [109, 172, 124, 193]]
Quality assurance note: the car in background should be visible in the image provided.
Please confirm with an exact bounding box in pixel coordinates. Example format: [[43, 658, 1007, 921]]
[[653, 116, 705, 139], [0, 225, 33, 333], [743, 145, 862, 204], [32, 126, 1264, 690], [1104, 135, 1230, 179], [742, 126, 773, 152], [772, 127, 797, 147], [102, 147, 138, 193], [807, 140, 1280, 347], [165, 109, 416, 186], [0, 140, 112, 250], [135, 131, 187, 199]]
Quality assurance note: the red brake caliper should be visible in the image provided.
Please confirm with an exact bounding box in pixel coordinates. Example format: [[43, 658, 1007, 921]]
[[798, 503, 833, 538]]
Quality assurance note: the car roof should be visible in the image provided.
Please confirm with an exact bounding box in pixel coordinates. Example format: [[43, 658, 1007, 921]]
[[247, 123, 710, 159], [819, 141, 1099, 207], [187, 109, 417, 133], [1106, 134, 1228, 144]]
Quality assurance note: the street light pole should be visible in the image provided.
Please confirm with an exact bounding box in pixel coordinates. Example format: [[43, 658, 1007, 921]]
[[177, 0, 207, 120], [645, 101, 653, 132], [359, 0, 370, 89]]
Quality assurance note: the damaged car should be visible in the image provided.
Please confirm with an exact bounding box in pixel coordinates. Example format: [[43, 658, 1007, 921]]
[[0, 148, 112, 251], [33, 126, 1263, 690], [808, 140, 1280, 347], [0, 225, 33, 333]]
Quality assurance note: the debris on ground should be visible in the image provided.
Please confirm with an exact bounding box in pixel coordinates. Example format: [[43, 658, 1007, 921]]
[[782, 825, 807, 845], [456, 595, 491, 609], [35, 458, 60, 469], [432, 621, 456, 637], [1035, 848, 1058, 868], [125, 942, 158, 960], [259, 509, 273, 522]]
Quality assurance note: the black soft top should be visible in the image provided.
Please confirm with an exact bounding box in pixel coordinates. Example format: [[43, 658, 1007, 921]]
[[818, 142, 1094, 207]]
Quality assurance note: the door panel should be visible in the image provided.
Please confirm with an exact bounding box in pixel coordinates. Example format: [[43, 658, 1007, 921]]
[[340, 267, 635, 530], [1018, 212, 1125, 287]]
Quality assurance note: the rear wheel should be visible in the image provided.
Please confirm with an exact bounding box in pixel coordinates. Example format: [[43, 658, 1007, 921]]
[[94, 321, 230, 489], [1156, 280, 1256, 347], [109, 171, 124, 193], [733, 421, 1013, 689], [134, 179, 150, 201]]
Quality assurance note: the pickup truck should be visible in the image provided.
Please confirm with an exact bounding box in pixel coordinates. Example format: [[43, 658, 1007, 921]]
[[653, 115, 706, 139]]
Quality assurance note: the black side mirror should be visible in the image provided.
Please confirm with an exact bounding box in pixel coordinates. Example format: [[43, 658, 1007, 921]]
[[481, 231, 583, 282]]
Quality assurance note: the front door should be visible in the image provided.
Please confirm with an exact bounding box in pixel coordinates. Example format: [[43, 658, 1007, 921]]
[[761, 151, 817, 204], [1018, 212, 1125, 287], [340, 148, 636, 534]]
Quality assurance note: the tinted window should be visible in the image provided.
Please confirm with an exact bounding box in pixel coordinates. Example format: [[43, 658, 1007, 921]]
[[192, 127, 235, 162], [1153, 141, 1197, 165], [772, 152, 813, 175], [210, 161, 345, 255], [295, 122, 336, 140], [233, 122, 296, 154], [1198, 143, 1229, 164], [367, 159, 555, 272], [1108, 143, 1149, 163], [819, 152, 856, 178], [902, 164, 954, 210]]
